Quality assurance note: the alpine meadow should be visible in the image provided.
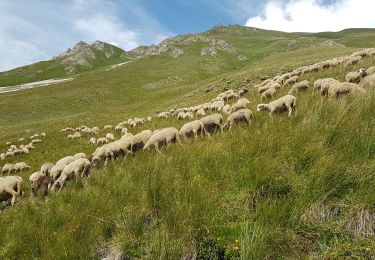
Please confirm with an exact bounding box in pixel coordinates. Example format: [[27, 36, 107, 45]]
[[1, 24, 375, 259]]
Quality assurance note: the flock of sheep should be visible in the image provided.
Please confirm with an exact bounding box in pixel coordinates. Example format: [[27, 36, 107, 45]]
[[1, 48, 375, 208]]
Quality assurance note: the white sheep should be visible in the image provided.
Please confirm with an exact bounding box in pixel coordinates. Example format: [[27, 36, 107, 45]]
[[284, 76, 298, 86], [50, 156, 76, 181], [103, 125, 113, 130], [366, 66, 375, 75], [31, 139, 42, 143], [144, 127, 180, 153], [0, 153, 5, 160], [0, 175, 23, 206], [73, 153, 86, 160], [96, 137, 109, 145], [261, 87, 277, 101], [115, 125, 124, 132], [346, 69, 368, 83], [41, 162, 54, 176], [121, 128, 128, 135], [157, 112, 169, 119], [257, 95, 297, 117], [313, 78, 337, 92], [229, 98, 251, 114], [328, 82, 365, 100], [105, 133, 116, 141], [89, 137, 97, 145], [130, 130, 153, 153], [200, 113, 224, 135], [359, 74, 375, 89], [40, 132, 46, 137], [196, 109, 206, 117], [53, 158, 91, 191], [14, 162, 31, 172], [2, 163, 16, 174], [225, 109, 253, 130], [179, 120, 206, 139], [288, 80, 310, 94]]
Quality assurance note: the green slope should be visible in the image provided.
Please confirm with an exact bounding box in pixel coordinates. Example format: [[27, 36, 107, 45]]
[[0, 25, 375, 259]]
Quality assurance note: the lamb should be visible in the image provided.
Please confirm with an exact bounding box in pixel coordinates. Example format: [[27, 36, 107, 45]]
[[257, 95, 297, 117], [41, 162, 54, 176], [53, 158, 91, 191], [328, 82, 365, 100], [144, 127, 180, 153], [345, 69, 368, 83], [14, 162, 31, 172], [130, 130, 153, 153], [105, 133, 116, 141], [225, 109, 253, 130], [2, 163, 16, 174], [0, 176, 23, 206], [283, 76, 298, 86], [200, 113, 224, 134], [179, 120, 206, 139], [288, 80, 310, 94]]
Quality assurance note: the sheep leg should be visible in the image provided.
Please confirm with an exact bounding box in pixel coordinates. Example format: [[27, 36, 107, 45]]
[[4, 187, 18, 206], [155, 143, 162, 154], [286, 105, 293, 117], [193, 130, 198, 139]]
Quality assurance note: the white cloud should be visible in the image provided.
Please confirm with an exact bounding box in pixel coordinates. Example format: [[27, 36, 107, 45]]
[[245, 0, 375, 32], [74, 14, 139, 50]]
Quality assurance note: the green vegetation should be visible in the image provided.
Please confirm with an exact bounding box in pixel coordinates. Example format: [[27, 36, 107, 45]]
[[0, 25, 375, 259]]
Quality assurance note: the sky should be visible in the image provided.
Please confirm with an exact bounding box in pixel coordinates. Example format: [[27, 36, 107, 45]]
[[0, 0, 374, 71]]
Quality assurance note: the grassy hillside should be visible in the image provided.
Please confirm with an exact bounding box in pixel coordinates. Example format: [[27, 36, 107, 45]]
[[0, 26, 375, 259], [0, 41, 126, 87]]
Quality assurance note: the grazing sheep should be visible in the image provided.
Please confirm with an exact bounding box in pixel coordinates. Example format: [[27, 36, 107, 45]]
[[313, 78, 337, 92], [31, 139, 42, 144], [261, 87, 277, 101], [366, 66, 375, 75], [144, 127, 180, 153], [359, 74, 375, 89], [225, 109, 253, 130], [103, 125, 113, 130], [0, 153, 5, 160], [146, 116, 152, 122], [41, 162, 54, 176], [320, 79, 340, 96], [14, 162, 31, 172], [179, 120, 206, 139], [328, 82, 365, 100], [67, 132, 81, 140], [105, 133, 116, 141], [230, 98, 251, 113], [156, 112, 169, 119], [0, 176, 23, 206], [53, 158, 91, 191], [257, 95, 297, 117], [288, 80, 310, 94], [2, 163, 16, 175], [73, 153, 86, 160], [97, 137, 109, 145], [115, 125, 124, 132], [346, 69, 368, 83], [40, 132, 46, 137], [50, 156, 76, 181], [284, 76, 298, 86], [89, 137, 97, 145], [222, 104, 231, 114], [29, 172, 53, 196], [121, 127, 128, 135], [196, 109, 206, 117], [200, 114, 224, 135], [130, 130, 152, 153]]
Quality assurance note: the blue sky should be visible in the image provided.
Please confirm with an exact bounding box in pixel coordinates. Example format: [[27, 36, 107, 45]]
[[1, 0, 374, 71]]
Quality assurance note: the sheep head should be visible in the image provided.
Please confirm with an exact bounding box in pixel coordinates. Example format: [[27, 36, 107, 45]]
[[256, 104, 269, 112]]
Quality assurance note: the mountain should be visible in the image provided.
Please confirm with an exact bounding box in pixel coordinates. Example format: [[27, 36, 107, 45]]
[[1, 25, 375, 259], [0, 40, 126, 87]]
